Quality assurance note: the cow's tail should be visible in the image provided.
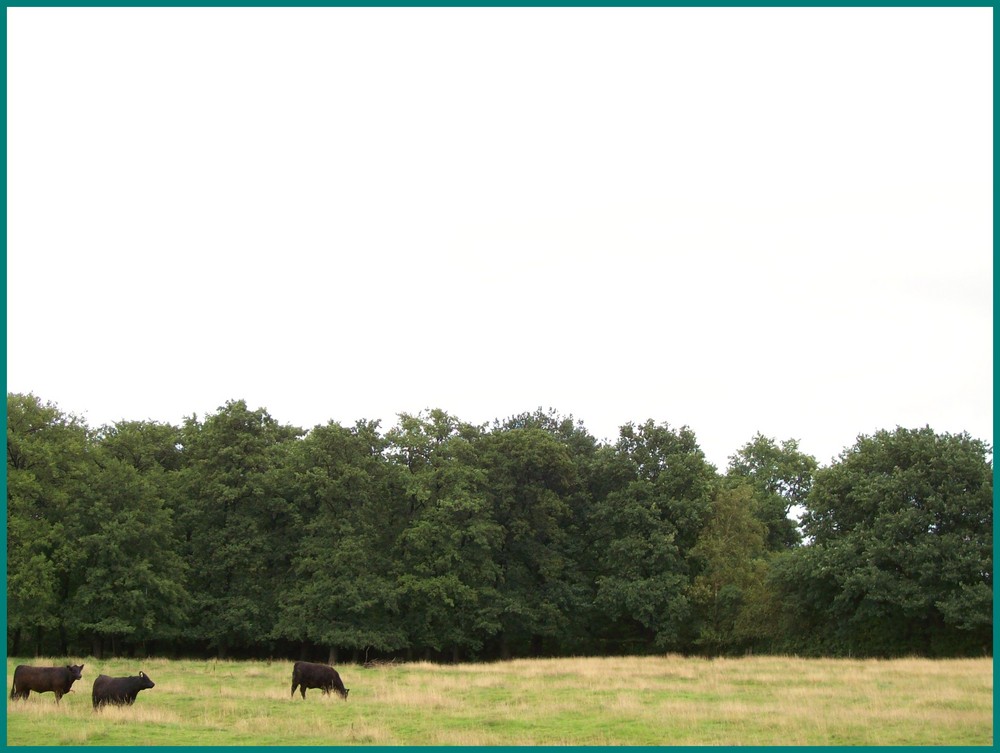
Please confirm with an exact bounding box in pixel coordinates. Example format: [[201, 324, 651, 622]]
[[9, 679, 16, 700]]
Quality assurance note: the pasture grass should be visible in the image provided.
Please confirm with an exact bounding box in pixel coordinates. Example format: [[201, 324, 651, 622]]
[[6, 654, 993, 745]]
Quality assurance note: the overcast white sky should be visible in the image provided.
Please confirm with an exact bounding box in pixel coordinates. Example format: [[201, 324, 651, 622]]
[[7, 7, 993, 470]]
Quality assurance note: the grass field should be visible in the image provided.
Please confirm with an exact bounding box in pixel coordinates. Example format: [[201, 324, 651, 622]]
[[6, 654, 993, 745]]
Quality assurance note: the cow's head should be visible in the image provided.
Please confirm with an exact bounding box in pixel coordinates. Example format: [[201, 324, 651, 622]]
[[338, 687, 350, 701], [137, 671, 155, 689], [67, 665, 84, 680]]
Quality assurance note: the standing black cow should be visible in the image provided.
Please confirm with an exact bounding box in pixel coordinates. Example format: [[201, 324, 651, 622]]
[[9, 664, 84, 704], [91, 671, 155, 709], [290, 661, 349, 700]]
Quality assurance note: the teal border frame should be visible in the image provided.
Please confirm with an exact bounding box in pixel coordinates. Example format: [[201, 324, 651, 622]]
[[3, 1, 997, 6], [3, 2, 995, 751]]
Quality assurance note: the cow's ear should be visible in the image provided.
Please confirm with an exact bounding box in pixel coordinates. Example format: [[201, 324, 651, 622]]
[[139, 672, 146, 678]]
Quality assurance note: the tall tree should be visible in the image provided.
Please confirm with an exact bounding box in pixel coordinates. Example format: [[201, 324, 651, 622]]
[[589, 421, 718, 652], [494, 409, 602, 655], [69, 442, 189, 657], [479, 425, 580, 657], [688, 483, 768, 654], [784, 426, 992, 655], [176, 400, 302, 657], [727, 433, 817, 549], [7, 393, 92, 655], [386, 410, 503, 660], [274, 418, 406, 662]]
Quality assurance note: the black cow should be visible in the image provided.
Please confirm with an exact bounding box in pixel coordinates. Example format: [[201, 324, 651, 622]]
[[291, 661, 349, 700], [92, 671, 155, 709], [9, 664, 84, 704]]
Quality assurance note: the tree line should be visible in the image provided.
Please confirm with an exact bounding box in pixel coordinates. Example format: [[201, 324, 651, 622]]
[[6, 393, 992, 662]]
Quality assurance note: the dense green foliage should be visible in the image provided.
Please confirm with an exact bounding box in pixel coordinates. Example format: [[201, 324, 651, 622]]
[[6, 394, 992, 660]]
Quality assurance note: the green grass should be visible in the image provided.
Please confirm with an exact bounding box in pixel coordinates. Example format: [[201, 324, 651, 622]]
[[6, 654, 994, 745]]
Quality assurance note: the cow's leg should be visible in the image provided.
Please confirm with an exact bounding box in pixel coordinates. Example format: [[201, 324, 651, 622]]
[[55, 691, 63, 704], [291, 681, 297, 698]]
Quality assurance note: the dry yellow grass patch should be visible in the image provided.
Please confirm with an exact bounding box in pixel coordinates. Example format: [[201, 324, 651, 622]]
[[8, 655, 992, 746], [93, 704, 182, 725], [371, 681, 461, 710]]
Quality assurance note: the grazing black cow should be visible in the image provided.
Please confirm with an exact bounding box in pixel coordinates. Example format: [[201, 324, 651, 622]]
[[91, 671, 155, 709], [9, 664, 84, 704], [290, 661, 349, 700]]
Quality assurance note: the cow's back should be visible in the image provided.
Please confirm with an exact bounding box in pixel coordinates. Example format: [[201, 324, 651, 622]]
[[10, 664, 82, 703], [10, 665, 43, 696], [293, 661, 331, 682], [12, 665, 53, 684]]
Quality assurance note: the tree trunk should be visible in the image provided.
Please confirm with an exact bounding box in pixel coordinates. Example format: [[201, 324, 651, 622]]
[[327, 646, 337, 664], [499, 633, 511, 660], [10, 627, 21, 656]]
